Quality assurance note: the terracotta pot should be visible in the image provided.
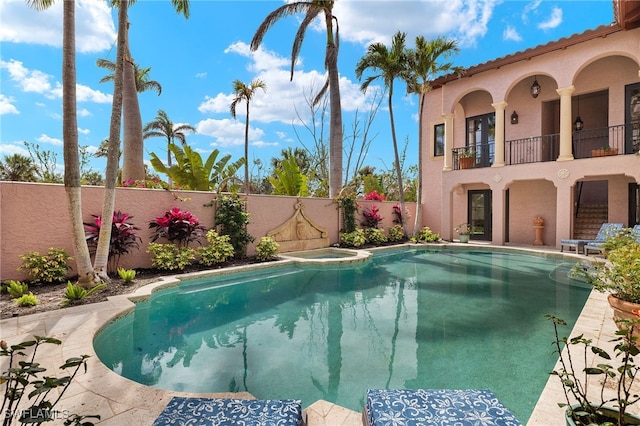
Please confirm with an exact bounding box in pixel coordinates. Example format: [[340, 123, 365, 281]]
[[458, 157, 475, 169], [565, 404, 640, 425], [607, 294, 640, 338], [591, 148, 618, 157]]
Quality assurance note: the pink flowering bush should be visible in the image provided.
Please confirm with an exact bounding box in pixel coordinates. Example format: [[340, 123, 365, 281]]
[[363, 190, 386, 201], [361, 204, 383, 228], [149, 207, 206, 247], [121, 177, 169, 190]]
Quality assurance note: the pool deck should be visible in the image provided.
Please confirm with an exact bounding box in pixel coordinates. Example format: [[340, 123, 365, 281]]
[[1, 244, 638, 425]]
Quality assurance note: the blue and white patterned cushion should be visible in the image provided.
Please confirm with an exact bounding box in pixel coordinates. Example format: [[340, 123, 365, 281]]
[[153, 397, 304, 426], [365, 389, 522, 426]]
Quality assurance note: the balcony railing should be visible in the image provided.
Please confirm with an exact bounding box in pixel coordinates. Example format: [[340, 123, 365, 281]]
[[453, 124, 636, 170]]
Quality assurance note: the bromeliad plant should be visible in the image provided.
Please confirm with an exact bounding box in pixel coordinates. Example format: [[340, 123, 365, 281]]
[[149, 207, 206, 247], [547, 314, 640, 425], [361, 204, 383, 229], [84, 210, 141, 273]]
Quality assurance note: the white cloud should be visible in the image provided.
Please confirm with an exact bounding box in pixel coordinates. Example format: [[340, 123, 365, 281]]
[[538, 7, 562, 30], [195, 118, 266, 148], [0, 59, 52, 94], [78, 127, 90, 135], [48, 82, 112, 103], [83, 145, 98, 154], [252, 141, 279, 148], [195, 72, 207, 79], [0, 0, 116, 53], [78, 108, 92, 117], [36, 134, 62, 146], [503, 25, 522, 42], [0, 94, 19, 115], [522, 0, 542, 23], [0, 143, 29, 156]]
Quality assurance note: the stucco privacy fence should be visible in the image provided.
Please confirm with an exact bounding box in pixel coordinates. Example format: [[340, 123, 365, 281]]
[[0, 182, 416, 282]]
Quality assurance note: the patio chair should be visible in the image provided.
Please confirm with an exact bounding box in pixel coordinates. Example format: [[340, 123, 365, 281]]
[[363, 389, 521, 426], [560, 223, 623, 254], [153, 397, 305, 426], [584, 223, 640, 254]]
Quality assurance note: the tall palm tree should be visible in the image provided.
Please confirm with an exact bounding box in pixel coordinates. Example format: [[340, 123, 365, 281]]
[[355, 31, 411, 236], [26, 0, 101, 287], [97, 58, 162, 95], [251, 0, 343, 198], [143, 109, 196, 168], [230, 78, 266, 194], [0, 154, 38, 181], [405, 36, 462, 236]]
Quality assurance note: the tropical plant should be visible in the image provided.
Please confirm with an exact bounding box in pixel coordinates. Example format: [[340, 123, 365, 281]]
[[6, 280, 28, 298], [251, 0, 343, 197], [117, 268, 136, 283], [404, 36, 462, 236], [197, 230, 235, 266], [0, 154, 38, 182], [214, 194, 254, 258], [387, 224, 406, 242], [392, 203, 409, 225], [361, 205, 383, 228], [149, 143, 245, 191], [149, 207, 206, 247], [411, 226, 440, 243], [0, 336, 99, 426], [547, 314, 640, 425], [364, 227, 387, 245], [97, 58, 162, 95], [363, 190, 385, 201], [454, 223, 474, 236], [255, 236, 280, 262], [84, 210, 141, 273], [356, 31, 411, 236], [13, 292, 38, 307], [18, 248, 73, 284], [340, 229, 366, 248], [458, 147, 476, 158], [147, 243, 195, 271], [143, 109, 196, 170], [61, 281, 106, 307], [230, 79, 267, 194], [269, 155, 309, 196], [22, 141, 63, 183], [336, 193, 358, 233]]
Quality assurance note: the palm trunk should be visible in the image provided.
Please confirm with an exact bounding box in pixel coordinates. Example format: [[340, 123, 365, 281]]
[[244, 103, 250, 194], [388, 82, 408, 237], [326, 14, 343, 198], [412, 92, 425, 236], [121, 22, 145, 183], [94, 0, 128, 280], [62, 0, 99, 288]]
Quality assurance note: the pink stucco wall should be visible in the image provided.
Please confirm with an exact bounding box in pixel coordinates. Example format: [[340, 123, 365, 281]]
[[0, 182, 416, 282]]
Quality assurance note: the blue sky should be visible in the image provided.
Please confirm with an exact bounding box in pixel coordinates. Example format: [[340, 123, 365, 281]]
[[0, 0, 614, 182]]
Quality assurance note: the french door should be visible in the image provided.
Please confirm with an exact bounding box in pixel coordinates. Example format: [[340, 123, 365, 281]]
[[466, 113, 495, 167], [468, 190, 492, 241], [625, 82, 640, 154]]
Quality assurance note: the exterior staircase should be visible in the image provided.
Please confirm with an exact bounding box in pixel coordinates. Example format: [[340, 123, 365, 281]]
[[573, 204, 608, 239]]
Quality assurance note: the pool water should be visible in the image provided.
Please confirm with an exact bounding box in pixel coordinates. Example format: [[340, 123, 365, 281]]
[[94, 248, 589, 422]]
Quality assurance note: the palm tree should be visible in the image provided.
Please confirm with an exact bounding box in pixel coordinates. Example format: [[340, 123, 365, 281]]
[[230, 79, 267, 194], [143, 109, 196, 169], [251, 0, 343, 198], [355, 31, 411, 236], [97, 58, 162, 95], [405, 36, 462, 236], [0, 153, 38, 181]]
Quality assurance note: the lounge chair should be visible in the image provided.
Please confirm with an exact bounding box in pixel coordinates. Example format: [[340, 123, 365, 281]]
[[560, 223, 623, 254], [153, 396, 305, 426], [363, 389, 521, 426], [583, 223, 635, 255]]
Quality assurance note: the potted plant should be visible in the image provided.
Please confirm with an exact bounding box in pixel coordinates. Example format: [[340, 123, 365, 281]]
[[457, 148, 476, 169], [592, 145, 619, 157], [454, 223, 474, 243], [547, 314, 640, 425]]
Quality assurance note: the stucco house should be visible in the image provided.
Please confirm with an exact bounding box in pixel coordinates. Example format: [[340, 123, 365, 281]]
[[420, 0, 640, 247]]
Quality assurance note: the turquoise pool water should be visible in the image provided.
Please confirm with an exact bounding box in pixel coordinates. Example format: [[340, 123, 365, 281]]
[[94, 248, 589, 422]]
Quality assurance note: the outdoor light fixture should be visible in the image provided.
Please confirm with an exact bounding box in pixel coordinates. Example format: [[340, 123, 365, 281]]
[[574, 95, 584, 131], [510, 111, 519, 124], [530, 76, 541, 98]]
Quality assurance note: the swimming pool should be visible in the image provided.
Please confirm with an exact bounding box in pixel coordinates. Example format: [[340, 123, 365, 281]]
[[94, 247, 589, 422]]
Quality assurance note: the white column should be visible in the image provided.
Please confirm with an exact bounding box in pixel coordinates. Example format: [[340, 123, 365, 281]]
[[491, 101, 507, 168], [443, 113, 454, 171], [556, 86, 575, 162]]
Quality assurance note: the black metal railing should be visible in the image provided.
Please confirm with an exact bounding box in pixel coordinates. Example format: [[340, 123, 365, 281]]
[[572, 124, 627, 159], [505, 133, 559, 165], [452, 143, 494, 170]]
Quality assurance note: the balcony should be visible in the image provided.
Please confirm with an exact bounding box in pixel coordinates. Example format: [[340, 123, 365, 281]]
[[452, 124, 636, 170]]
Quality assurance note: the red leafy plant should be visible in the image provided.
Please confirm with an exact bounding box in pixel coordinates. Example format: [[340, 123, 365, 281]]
[[149, 207, 206, 247], [363, 190, 386, 201], [361, 204, 383, 229], [392, 203, 410, 225], [84, 210, 141, 273]]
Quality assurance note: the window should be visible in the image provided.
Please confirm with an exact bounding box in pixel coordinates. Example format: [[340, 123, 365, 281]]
[[434, 123, 445, 156]]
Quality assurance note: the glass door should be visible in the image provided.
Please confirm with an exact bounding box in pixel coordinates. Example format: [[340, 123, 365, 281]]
[[625, 82, 640, 154], [466, 113, 495, 167], [468, 190, 492, 241]]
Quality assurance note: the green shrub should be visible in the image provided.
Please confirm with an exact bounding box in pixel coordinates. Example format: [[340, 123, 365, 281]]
[[364, 227, 387, 245], [214, 194, 254, 258], [117, 268, 136, 283], [18, 248, 72, 283], [411, 226, 441, 243], [198, 230, 235, 266], [340, 229, 366, 248], [337, 194, 358, 233], [6, 280, 28, 298], [147, 243, 195, 271], [62, 282, 107, 307], [14, 292, 38, 307], [255, 236, 280, 262], [387, 224, 406, 242]]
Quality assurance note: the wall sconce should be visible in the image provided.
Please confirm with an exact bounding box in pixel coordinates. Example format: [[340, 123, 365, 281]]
[[510, 111, 519, 124], [574, 116, 584, 131], [530, 76, 541, 98]]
